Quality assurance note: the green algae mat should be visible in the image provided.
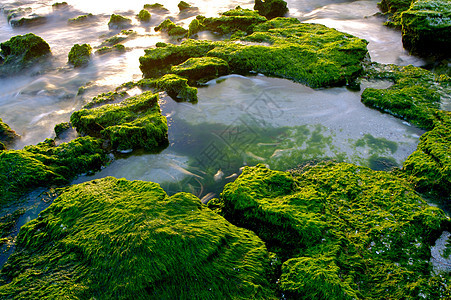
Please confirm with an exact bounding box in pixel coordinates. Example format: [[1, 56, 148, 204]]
[[212, 163, 450, 298], [140, 17, 368, 89], [0, 177, 276, 299]]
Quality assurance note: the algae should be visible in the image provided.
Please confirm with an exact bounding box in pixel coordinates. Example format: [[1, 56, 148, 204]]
[[215, 163, 450, 298], [171, 57, 229, 83], [143, 3, 169, 12], [0, 137, 107, 205], [178, 1, 193, 11], [108, 14, 132, 30], [0, 33, 51, 74], [54, 122, 70, 138], [155, 19, 188, 36], [68, 14, 94, 25], [70, 91, 168, 151], [140, 18, 368, 89], [0, 177, 276, 299], [68, 44, 92, 67], [137, 9, 151, 22], [0, 118, 19, 148]]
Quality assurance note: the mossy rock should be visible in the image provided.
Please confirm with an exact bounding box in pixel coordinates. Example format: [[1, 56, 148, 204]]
[[155, 19, 188, 36], [68, 44, 92, 67], [216, 163, 449, 298], [188, 7, 267, 36], [141, 18, 368, 88], [70, 91, 168, 151], [108, 14, 132, 29], [403, 110, 451, 197], [95, 44, 126, 55], [0, 137, 107, 205], [68, 14, 94, 25], [0, 118, 19, 147], [361, 63, 450, 130], [178, 1, 193, 11], [137, 9, 151, 22], [154, 74, 198, 102], [378, 0, 415, 27], [52, 2, 68, 9], [9, 14, 47, 28], [0, 177, 276, 299], [171, 57, 229, 83], [83, 90, 127, 109], [143, 3, 169, 12], [54, 122, 70, 138], [254, 0, 288, 19], [0, 33, 51, 74], [400, 0, 451, 57]]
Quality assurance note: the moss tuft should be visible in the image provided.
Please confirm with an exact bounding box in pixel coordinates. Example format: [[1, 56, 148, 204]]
[[108, 14, 132, 29], [155, 19, 188, 36], [0, 177, 276, 299], [68, 44, 92, 67], [70, 91, 168, 151], [137, 9, 151, 22]]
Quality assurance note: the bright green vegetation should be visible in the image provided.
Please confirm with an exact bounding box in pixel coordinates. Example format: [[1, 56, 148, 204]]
[[9, 14, 46, 28], [0, 33, 51, 74], [52, 2, 68, 8], [212, 163, 450, 298], [70, 91, 168, 151], [0, 118, 19, 148], [155, 19, 188, 36], [403, 110, 451, 197], [137, 9, 151, 22], [68, 14, 94, 25], [96, 44, 126, 55], [151, 74, 198, 102], [188, 7, 267, 36], [362, 63, 450, 130], [143, 3, 168, 12], [100, 30, 136, 47], [68, 44, 92, 67], [171, 57, 229, 83], [0, 177, 276, 299], [400, 0, 451, 57], [83, 90, 127, 108], [54, 122, 70, 138], [0, 137, 107, 205], [178, 1, 193, 11], [0, 209, 24, 246], [108, 14, 132, 29], [140, 18, 368, 89], [254, 0, 289, 19], [378, 0, 415, 27]]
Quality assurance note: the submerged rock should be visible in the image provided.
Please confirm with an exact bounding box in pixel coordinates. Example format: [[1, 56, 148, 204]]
[[0, 33, 51, 75], [213, 163, 450, 298], [254, 0, 288, 19], [68, 44, 92, 67], [0, 118, 19, 148], [140, 18, 368, 89], [0, 137, 107, 205], [400, 0, 451, 57], [0, 177, 276, 299], [70, 91, 168, 151]]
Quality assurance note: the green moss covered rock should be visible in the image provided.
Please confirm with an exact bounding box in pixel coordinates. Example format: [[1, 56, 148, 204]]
[[171, 57, 229, 83], [403, 110, 451, 197], [254, 0, 289, 19], [137, 9, 151, 22], [400, 0, 451, 57], [0, 137, 107, 205], [108, 14, 132, 29], [155, 19, 188, 36], [178, 1, 193, 11], [378, 0, 415, 27], [141, 18, 368, 88], [0, 177, 276, 299], [68, 44, 92, 67], [0, 118, 19, 148], [70, 91, 168, 151], [9, 14, 47, 28], [215, 163, 449, 298], [188, 7, 267, 36], [68, 13, 94, 25], [361, 63, 450, 129], [0, 33, 51, 74], [54, 122, 70, 138], [143, 3, 169, 12]]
